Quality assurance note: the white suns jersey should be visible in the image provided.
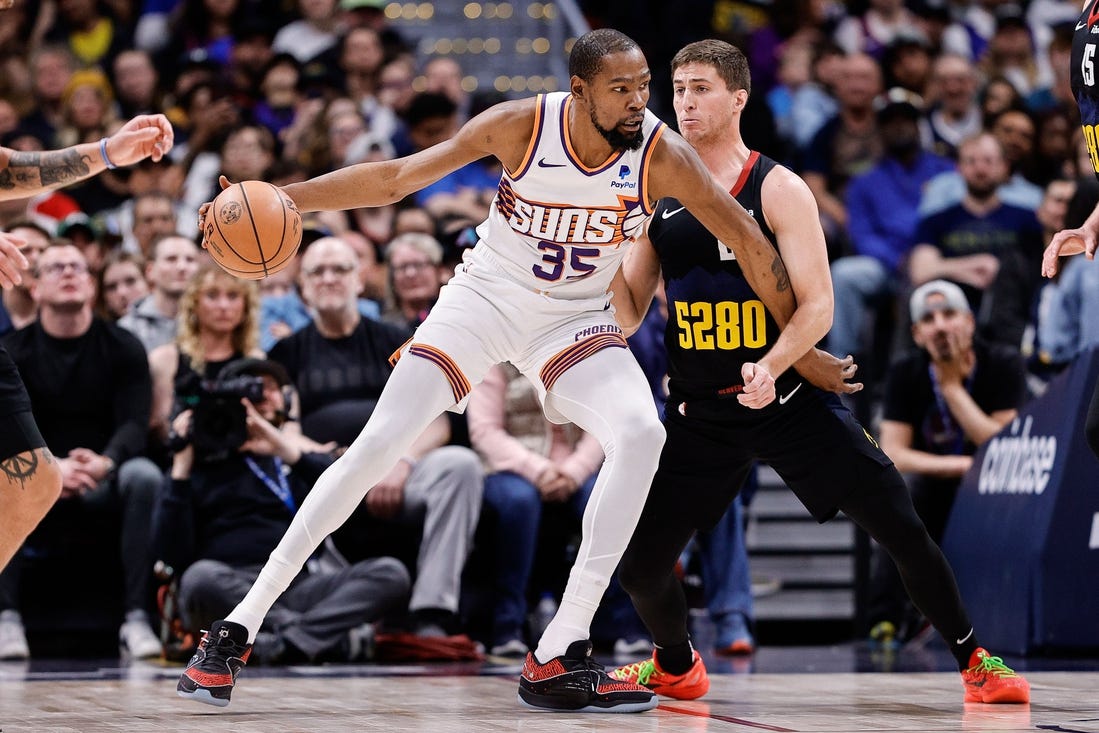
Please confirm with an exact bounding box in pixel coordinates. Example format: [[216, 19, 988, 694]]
[[470, 91, 666, 299]]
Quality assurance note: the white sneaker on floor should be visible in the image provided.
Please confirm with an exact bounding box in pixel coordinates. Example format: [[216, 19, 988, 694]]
[[489, 638, 529, 658], [614, 637, 652, 656], [0, 610, 29, 660], [119, 612, 162, 659]]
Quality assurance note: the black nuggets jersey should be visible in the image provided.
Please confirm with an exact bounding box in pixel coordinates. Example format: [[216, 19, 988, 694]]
[[1073, 0, 1099, 179], [647, 151, 799, 403]]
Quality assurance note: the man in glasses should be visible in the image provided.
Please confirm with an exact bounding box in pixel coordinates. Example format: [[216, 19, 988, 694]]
[[0, 242, 164, 659]]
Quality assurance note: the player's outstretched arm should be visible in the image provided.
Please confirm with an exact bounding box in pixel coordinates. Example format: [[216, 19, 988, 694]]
[[282, 99, 536, 214], [0, 114, 173, 202]]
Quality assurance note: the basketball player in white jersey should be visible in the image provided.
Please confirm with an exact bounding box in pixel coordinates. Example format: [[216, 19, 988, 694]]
[[179, 29, 828, 713]]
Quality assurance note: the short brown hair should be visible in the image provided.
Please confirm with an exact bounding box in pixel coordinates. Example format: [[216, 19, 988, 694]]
[[671, 39, 751, 97]]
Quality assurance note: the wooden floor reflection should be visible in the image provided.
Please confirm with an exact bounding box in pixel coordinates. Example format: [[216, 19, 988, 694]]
[[1, 660, 1095, 733]]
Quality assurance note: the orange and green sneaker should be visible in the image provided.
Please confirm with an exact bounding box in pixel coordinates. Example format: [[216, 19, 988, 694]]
[[611, 650, 710, 700], [961, 648, 1030, 704]]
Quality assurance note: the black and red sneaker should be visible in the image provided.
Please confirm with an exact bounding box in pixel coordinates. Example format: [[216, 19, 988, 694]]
[[177, 620, 252, 707], [518, 639, 657, 713]]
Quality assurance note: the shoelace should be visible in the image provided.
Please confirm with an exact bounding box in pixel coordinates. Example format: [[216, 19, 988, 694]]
[[614, 658, 657, 685], [972, 653, 1019, 678]]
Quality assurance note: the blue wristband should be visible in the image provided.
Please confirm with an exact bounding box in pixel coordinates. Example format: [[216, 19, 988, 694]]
[[99, 137, 117, 170]]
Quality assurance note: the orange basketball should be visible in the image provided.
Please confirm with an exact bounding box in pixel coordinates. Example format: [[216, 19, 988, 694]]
[[204, 180, 302, 280]]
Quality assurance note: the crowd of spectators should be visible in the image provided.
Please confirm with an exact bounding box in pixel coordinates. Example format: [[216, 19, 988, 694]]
[[0, 0, 1096, 662]]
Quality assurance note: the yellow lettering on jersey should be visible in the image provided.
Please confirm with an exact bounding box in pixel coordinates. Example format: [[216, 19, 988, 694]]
[[673, 299, 767, 350], [1084, 125, 1099, 174]]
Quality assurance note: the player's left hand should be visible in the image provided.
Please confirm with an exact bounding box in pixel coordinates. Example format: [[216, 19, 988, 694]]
[[105, 114, 175, 167], [0, 231, 29, 288], [739, 362, 776, 409], [1043, 227, 1096, 277], [196, 174, 234, 250], [794, 348, 863, 395]]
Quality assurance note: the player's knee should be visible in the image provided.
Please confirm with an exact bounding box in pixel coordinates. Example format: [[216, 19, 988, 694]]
[[616, 546, 650, 599], [621, 412, 665, 455]]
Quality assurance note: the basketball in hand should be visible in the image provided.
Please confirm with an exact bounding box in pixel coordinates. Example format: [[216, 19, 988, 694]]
[[204, 180, 302, 280]]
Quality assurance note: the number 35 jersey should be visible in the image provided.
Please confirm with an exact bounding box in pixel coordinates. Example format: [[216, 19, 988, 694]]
[[648, 150, 798, 403], [472, 91, 665, 299]]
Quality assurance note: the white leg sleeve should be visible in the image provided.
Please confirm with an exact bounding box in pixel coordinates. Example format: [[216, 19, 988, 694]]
[[227, 356, 458, 639], [532, 347, 665, 661]]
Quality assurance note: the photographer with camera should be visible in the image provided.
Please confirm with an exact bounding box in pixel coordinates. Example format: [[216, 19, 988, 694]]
[[0, 242, 164, 660], [154, 357, 411, 664]]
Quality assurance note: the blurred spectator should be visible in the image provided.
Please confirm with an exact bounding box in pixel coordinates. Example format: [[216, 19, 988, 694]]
[[833, 0, 924, 60], [870, 279, 1025, 641], [19, 44, 76, 149], [979, 4, 1044, 98], [0, 221, 49, 334], [41, 0, 133, 70], [118, 234, 202, 352], [829, 89, 954, 361], [97, 250, 149, 322], [422, 56, 470, 122], [157, 0, 247, 75], [799, 52, 884, 259], [0, 242, 163, 660], [147, 263, 263, 448], [184, 124, 276, 216], [981, 176, 1076, 353], [1027, 106, 1076, 187], [254, 53, 303, 141], [338, 0, 409, 60], [786, 41, 843, 151], [154, 357, 410, 664], [377, 55, 416, 121], [909, 133, 1045, 315], [52, 68, 128, 213], [226, 16, 279, 108], [881, 37, 934, 99], [111, 49, 166, 119], [980, 75, 1025, 128], [382, 232, 444, 330], [1029, 20, 1077, 115], [338, 26, 398, 143], [268, 237, 483, 638], [124, 191, 180, 258], [925, 53, 982, 160], [920, 114, 1044, 217], [272, 0, 341, 65]]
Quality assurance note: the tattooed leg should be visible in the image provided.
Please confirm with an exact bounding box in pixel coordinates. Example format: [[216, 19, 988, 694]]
[[0, 448, 62, 572]]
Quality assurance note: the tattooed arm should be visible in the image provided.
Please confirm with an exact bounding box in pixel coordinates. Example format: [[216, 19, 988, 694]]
[[0, 113, 174, 202]]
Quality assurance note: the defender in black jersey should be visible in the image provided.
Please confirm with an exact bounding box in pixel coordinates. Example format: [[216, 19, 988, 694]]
[[0, 113, 174, 572], [609, 39, 1030, 705], [1043, 0, 1099, 459]]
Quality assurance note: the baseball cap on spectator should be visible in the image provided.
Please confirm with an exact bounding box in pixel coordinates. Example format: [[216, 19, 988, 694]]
[[910, 0, 951, 23], [340, 0, 387, 9], [909, 280, 971, 322], [219, 357, 292, 388], [875, 87, 924, 123], [57, 213, 99, 241]]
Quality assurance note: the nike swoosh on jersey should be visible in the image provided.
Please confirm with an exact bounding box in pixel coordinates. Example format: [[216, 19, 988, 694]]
[[1078, 20, 1089, 29], [778, 382, 802, 405], [956, 628, 974, 645], [537, 157, 566, 168], [661, 206, 686, 220]]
